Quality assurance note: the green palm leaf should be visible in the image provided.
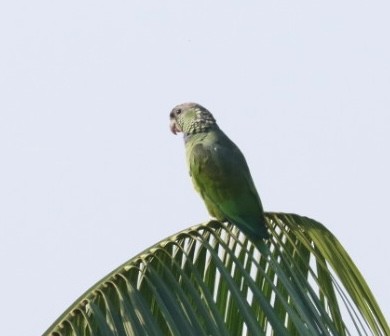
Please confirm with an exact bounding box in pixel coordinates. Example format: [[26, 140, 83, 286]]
[[43, 213, 389, 335]]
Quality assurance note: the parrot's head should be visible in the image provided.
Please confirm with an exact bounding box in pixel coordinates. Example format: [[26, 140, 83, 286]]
[[170, 102, 217, 136]]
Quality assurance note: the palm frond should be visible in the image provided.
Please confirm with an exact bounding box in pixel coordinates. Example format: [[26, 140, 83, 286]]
[[44, 213, 389, 336]]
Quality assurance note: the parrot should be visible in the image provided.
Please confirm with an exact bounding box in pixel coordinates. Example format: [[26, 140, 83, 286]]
[[169, 102, 269, 240]]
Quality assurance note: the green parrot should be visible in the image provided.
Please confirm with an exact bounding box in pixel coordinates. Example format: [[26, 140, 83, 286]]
[[170, 102, 268, 240]]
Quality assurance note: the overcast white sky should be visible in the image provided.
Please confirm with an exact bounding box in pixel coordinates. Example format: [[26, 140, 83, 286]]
[[0, 1, 389, 335]]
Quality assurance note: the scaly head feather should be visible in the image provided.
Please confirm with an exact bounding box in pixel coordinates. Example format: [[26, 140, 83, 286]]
[[170, 102, 217, 136]]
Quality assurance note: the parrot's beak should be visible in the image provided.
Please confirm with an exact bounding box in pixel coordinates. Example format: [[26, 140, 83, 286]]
[[170, 120, 181, 135]]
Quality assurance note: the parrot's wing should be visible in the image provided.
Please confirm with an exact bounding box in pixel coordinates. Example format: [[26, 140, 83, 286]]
[[189, 134, 267, 239]]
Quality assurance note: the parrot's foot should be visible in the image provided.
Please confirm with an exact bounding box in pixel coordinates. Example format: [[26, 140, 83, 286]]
[[207, 219, 223, 228]]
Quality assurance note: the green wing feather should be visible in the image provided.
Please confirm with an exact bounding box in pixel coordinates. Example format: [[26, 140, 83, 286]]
[[187, 130, 268, 239]]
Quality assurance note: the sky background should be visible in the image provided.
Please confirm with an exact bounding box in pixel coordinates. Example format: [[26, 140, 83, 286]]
[[0, 1, 389, 335]]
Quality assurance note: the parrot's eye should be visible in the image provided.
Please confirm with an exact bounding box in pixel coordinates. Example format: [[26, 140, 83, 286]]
[[176, 108, 182, 115]]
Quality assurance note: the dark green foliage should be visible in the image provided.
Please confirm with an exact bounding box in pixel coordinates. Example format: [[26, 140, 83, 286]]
[[44, 213, 389, 336]]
